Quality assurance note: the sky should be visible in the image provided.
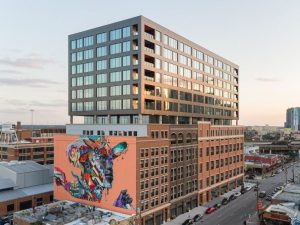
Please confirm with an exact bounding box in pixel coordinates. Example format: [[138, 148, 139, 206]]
[[0, 0, 299, 126]]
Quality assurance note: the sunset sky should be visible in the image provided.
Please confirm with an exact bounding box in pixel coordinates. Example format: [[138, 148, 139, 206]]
[[0, 0, 300, 126]]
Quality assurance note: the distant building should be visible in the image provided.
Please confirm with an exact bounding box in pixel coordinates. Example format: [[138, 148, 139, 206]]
[[0, 122, 65, 165], [0, 160, 53, 217], [285, 107, 300, 131]]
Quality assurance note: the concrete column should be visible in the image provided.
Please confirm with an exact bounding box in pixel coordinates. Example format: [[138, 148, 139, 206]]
[[159, 115, 162, 124], [70, 115, 73, 124], [176, 116, 179, 124], [139, 114, 143, 124], [189, 117, 192, 124]]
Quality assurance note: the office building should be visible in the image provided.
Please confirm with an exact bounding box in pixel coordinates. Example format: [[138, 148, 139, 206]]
[[285, 107, 300, 131], [63, 16, 243, 225]]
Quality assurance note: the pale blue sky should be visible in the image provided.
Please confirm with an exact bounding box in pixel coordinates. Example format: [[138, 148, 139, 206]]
[[0, 0, 299, 126]]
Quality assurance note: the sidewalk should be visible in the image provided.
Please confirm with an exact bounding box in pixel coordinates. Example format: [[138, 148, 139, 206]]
[[246, 212, 261, 225]]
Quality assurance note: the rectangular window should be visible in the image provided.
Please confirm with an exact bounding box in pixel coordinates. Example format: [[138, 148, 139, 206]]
[[110, 29, 122, 41], [110, 99, 122, 109], [84, 49, 93, 59], [110, 71, 122, 82], [76, 77, 83, 86], [97, 73, 107, 83], [110, 43, 122, 54], [71, 53, 76, 62], [123, 84, 130, 95], [72, 103, 76, 111], [97, 101, 107, 110], [123, 56, 130, 66], [84, 75, 93, 85], [110, 57, 122, 68], [77, 102, 83, 111], [71, 40, 76, 49], [97, 60, 107, 70], [84, 102, 93, 111], [76, 64, 83, 73], [97, 87, 107, 97], [71, 77, 76, 86], [84, 88, 93, 98], [123, 41, 130, 52], [83, 36, 93, 47], [97, 46, 107, 57], [76, 39, 83, 48], [71, 90, 76, 99], [71, 65, 76, 75], [123, 70, 130, 80], [110, 85, 122, 96], [122, 26, 131, 38], [84, 62, 93, 72], [77, 51, 83, 61], [97, 33, 107, 43], [123, 99, 130, 109]]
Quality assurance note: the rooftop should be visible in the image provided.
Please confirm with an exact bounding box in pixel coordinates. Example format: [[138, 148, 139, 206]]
[[273, 184, 300, 203], [14, 200, 134, 225], [0, 160, 48, 174]]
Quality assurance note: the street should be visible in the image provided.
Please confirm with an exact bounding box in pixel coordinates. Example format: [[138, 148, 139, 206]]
[[193, 161, 300, 225]]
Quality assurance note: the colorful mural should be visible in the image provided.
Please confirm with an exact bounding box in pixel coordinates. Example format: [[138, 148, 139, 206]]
[[54, 136, 128, 202], [114, 189, 133, 209]]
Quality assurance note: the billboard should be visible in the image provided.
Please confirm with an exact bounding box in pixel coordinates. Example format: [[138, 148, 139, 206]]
[[54, 134, 137, 215]]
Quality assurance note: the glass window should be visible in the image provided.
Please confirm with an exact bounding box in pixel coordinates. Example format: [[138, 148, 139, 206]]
[[77, 51, 83, 61], [84, 49, 93, 59], [84, 102, 93, 111], [97, 87, 107, 97], [155, 30, 161, 41], [76, 64, 83, 73], [71, 65, 76, 75], [77, 102, 83, 111], [110, 85, 122, 96], [122, 26, 131, 38], [123, 99, 130, 109], [77, 77, 83, 86], [71, 53, 76, 62], [110, 71, 122, 82], [97, 73, 107, 83], [97, 46, 107, 57], [123, 41, 130, 52], [97, 60, 107, 70], [110, 57, 122, 68], [84, 36, 93, 47], [71, 40, 76, 50], [110, 43, 122, 54], [76, 39, 83, 48], [97, 33, 107, 43], [71, 102, 76, 111], [110, 99, 122, 110], [84, 75, 93, 85], [123, 56, 130, 66], [110, 29, 122, 41], [97, 101, 107, 110], [71, 77, 76, 86], [123, 70, 130, 81], [84, 62, 93, 72], [77, 89, 83, 98], [84, 88, 93, 98], [71, 90, 76, 99], [123, 84, 130, 95]]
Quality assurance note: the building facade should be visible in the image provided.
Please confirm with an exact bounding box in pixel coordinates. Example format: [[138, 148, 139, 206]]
[[68, 16, 239, 126], [285, 107, 300, 131], [65, 16, 243, 225]]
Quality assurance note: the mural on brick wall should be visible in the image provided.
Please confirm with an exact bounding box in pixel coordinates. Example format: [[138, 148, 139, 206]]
[[54, 136, 128, 203], [114, 189, 133, 209]]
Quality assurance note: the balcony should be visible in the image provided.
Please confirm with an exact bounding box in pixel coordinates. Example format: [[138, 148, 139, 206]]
[[145, 32, 154, 39], [145, 99, 155, 110], [144, 25, 155, 39], [144, 47, 154, 54], [144, 61, 154, 68], [145, 76, 154, 82]]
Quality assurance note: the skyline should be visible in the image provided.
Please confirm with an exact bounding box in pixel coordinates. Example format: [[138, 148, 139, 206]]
[[1, 0, 300, 126]]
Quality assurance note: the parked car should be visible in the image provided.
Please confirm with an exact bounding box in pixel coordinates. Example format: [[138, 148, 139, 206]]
[[221, 197, 229, 205], [266, 195, 272, 201], [205, 207, 216, 214], [182, 219, 194, 225], [213, 203, 221, 209], [229, 194, 237, 201], [247, 175, 255, 180], [253, 186, 259, 191], [245, 186, 252, 191], [193, 214, 203, 222], [270, 173, 276, 177], [234, 192, 241, 197], [259, 191, 266, 198]]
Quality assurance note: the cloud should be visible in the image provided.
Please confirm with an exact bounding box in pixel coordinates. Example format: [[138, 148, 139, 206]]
[[255, 78, 280, 82], [0, 55, 55, 69], [0, 98, 67, 108], [0, 78, 58, 88], [0, 69, 24, 74]]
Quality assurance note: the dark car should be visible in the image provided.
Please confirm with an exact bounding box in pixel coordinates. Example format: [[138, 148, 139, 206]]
[[221, 197, 229, 205], [193, 214, 203, 222], [229, 194, 237, 201], [259, 191, 266, 198], [205, 207, 216, 214], [182, 219, 194, 225], [253, 186, 259, 191], [266, 195, 272, 201]]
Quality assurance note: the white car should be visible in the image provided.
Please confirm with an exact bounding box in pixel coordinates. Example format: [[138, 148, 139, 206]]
[[245, 186, 252, 191], [234, 192, 241, 197]]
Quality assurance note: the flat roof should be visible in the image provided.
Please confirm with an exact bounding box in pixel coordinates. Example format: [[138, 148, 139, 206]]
[[0, 178, 15, 190], [0, 183, 53, 202], [0, 160, 48, 174]]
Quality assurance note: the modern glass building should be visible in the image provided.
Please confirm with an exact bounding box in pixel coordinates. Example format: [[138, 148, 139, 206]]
[[68, 16, 239, 127], [285, 107, 300, 131]]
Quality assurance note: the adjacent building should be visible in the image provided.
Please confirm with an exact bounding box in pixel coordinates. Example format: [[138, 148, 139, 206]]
[[0, 160, 54, 217], [62, 16, 243, 225], [285, 107, 300, 131]]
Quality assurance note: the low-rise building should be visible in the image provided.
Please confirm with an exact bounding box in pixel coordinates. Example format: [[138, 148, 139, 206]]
[[0, 160, 54, 217]]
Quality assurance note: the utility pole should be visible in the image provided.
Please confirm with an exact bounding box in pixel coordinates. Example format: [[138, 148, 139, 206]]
[[285, 162, 288, 185]]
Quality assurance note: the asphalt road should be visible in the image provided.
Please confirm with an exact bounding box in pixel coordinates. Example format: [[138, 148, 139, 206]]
[[195, 161, 300, 225]]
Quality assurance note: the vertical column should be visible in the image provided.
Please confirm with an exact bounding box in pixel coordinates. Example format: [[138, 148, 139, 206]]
[[159, 115, 162, 124], [70, 115, 73, 124], [176, 116, 179, 124], [93, 115, 97, 124], [139, 114, 143, 124], [189, 117, 192, 125]]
